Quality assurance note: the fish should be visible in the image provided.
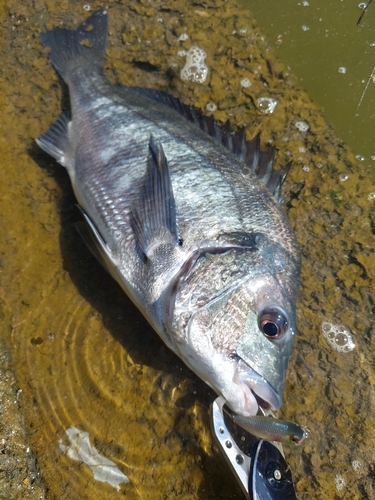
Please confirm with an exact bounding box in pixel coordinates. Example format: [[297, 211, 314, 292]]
[[231, 413, 308, 446], [36, 9, 301, 417]]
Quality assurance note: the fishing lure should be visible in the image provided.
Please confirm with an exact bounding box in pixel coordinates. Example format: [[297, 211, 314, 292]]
[[231, 413, 308, 446]]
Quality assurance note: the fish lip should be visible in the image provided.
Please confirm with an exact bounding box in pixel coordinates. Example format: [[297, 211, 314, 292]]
[[234, 357, 282, 414], [251, 391, 271, 410]]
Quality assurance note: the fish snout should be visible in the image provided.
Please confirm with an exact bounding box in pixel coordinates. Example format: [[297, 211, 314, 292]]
[[232, 358, 282, 416]]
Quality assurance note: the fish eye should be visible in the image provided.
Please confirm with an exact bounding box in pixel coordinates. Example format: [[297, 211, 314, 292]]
[[258, 308, 288, 338]]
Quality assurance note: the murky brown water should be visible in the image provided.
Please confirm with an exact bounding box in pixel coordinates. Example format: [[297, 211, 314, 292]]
[[1, 0, 375, 499]]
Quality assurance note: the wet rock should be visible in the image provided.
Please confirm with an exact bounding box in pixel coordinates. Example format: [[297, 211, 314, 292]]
[[0, 341, 45, 499]]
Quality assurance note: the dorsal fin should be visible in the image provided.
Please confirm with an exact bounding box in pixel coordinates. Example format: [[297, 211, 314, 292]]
[[129, 87, 290, 203], [131, 135, 178, 259]]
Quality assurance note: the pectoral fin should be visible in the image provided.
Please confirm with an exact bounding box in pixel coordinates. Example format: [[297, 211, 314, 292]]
[[131, 135, 179, 259]]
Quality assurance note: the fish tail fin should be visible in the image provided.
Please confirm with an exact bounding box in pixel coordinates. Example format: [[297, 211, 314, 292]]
[[40, 9, 108, 81]]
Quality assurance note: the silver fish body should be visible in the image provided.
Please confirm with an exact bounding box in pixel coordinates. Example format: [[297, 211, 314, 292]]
[[36, 9, 301, 417]]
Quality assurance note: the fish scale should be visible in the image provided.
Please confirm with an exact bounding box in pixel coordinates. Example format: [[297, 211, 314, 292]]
[[36, 9, 301, 417]]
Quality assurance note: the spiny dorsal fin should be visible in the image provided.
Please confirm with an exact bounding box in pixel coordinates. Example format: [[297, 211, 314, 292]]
[[129, 87, 290, 203], [131, 135, 178, 259]]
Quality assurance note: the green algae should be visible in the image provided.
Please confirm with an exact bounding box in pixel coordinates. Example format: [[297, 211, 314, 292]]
[[0, 0, 375, 499]]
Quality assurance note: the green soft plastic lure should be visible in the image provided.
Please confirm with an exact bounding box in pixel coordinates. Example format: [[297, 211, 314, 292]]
[[232, 414, 308, 446]]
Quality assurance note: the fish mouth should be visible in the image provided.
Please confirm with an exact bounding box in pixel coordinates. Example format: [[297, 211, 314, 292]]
[[233, 357, 282, 416], [251, 391, 272, 410]]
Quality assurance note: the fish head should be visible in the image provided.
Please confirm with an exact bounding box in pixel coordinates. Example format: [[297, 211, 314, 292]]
[[171, 235, 300, 417]]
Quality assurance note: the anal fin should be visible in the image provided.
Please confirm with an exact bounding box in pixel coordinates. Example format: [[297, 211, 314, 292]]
[[75, 205, 115, 278], [36, 111, 72, 168]]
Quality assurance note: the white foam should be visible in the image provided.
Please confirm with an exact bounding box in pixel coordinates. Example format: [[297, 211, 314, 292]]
[[295, 120, 309, 132], [257, 97, 278, 114], [240, 78, 251, 88], [335, 474, 345, 492], [321, 322, 355, 353], [206, 102, 217, 112], [352, 459, 361, 472], [179, 46, 208, 84]]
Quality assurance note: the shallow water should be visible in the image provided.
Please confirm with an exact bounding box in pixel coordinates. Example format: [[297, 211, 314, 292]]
[[240, 0, 375, 179], [0, 0, 375, 499]]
